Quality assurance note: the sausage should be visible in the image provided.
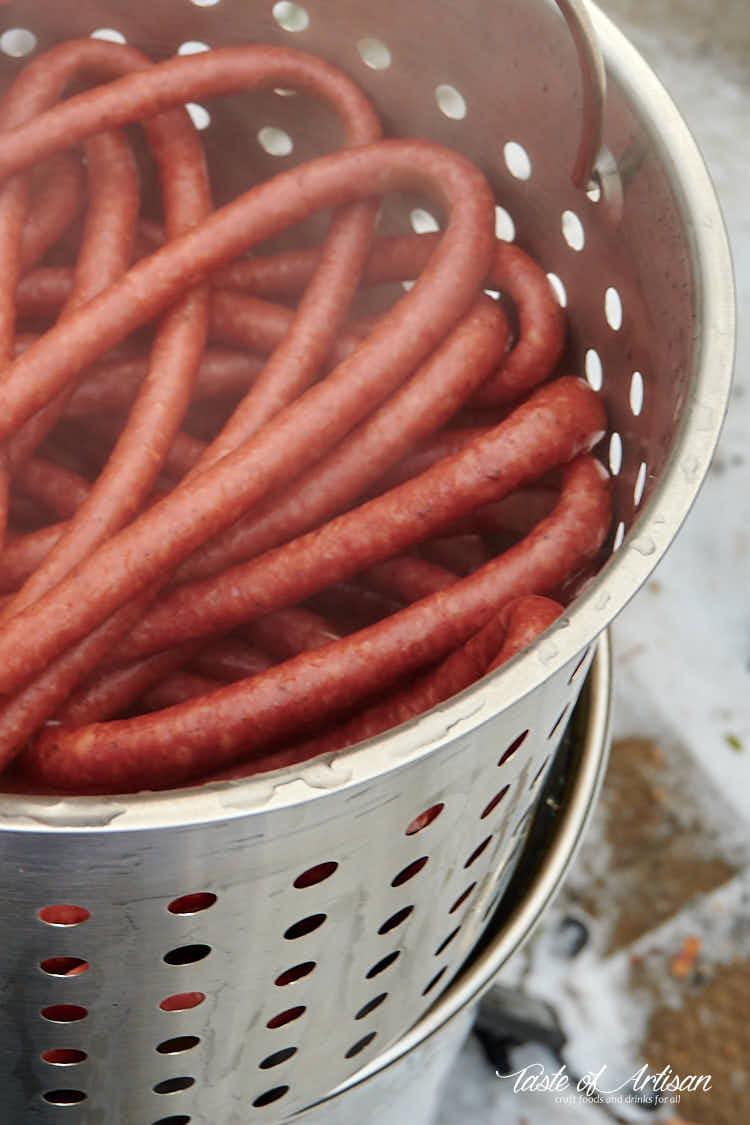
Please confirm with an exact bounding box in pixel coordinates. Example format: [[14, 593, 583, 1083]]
[[0, 138, 497, 716], [209, 595, 565, 780], [20, 152, 86, 272], [0, 39, 612, 796], [22, 456, 609, 792], [102, 376, 606, 666], [175, 295, 507, 583], [216, 232, 565, 404], [12, 459, 91, 521]]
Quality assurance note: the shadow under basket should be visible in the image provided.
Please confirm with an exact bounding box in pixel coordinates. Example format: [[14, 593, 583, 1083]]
[[0, 0, 734, 1121]]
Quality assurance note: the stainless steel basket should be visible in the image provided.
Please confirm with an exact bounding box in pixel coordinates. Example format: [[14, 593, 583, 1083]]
[[0, 0, 734, 1122]]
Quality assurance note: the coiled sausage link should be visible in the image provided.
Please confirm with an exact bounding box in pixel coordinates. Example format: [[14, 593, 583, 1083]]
[[104, 376, 606, 666], [0, 139, 496, 710], [22, 457, 610, 792], [209, 595, 564, 781]]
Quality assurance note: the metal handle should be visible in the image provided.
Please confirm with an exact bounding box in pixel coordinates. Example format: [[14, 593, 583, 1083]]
[[554, 0, 607, 189]]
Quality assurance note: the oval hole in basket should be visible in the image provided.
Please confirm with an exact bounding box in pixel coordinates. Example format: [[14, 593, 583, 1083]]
[[41, 1005, 88, 1023], [345, 1032, 377, 1059], [293, 861, 338, 889], [366, 951, 401, 979], [42, 1090, 87, 1105], [284, 914, 326, 940], [357, 37, 391, 70], [422, 967, 447, 996], [561, 210, 585, 252], [257, 126, 293, 156], [391, 857, 428, 887], [156, 1037, 201, 1056], [405, 803, 444, 835], [449, 882, 477, 915], [498, 730, 528, 766], [634, 461, 648, 507], [495, 206, 515, 242], [1, 28, 38, 58], [568, 647, 590, 685], [355, 993, 388, 1020], [91, 29, 127, 44], [266, 1006, 306, 1030], [40, 957, 89, 977], [629, 370, 644, 416], [178, 41, 210, 55], [435, 84, 466, 120], [38, 905, 90, 926], [152, 1117, 192, 1125], [275, 961, 316, 987], [168, 892, 217, 915], [609, 432, 623, 477], [605, 287, 623, 330], [190, 0, 222, 7], [464, 836, 493, 869], [480, 785, 510, 820], [548, 704, 570, 740], [503, 141, 531, 180], [435, 927, 461, 956], [272, 2, 310, 32], [259, 1046, 297, 1070], [410, 208, 439, 234], [253, 1085, 290, 1108], [163, 944, 211, 967], [377, 906, 414, 935], [42, 1049, 88, 1066], [153, 1077, 195, 1095], [585, 348, 603, 391], [186, 103, 211, 131], [546, 273, 567, 308], [531, 756, 551, 788], [159, 992, 206, 1013]]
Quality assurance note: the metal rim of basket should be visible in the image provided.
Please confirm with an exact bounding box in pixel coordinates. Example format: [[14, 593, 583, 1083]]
[[0, 0, 735, 833], [303, 631, 612, 1111]]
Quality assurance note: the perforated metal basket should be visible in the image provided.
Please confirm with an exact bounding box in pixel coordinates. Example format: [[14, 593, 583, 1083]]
[[0, 0, 734, 1122]]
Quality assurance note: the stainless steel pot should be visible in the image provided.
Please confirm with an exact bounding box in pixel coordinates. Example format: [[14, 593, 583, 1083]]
[[0, 0, 734, 1120]]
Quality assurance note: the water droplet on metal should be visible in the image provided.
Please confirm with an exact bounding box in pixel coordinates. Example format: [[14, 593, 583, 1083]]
[[632, 535, 656, 557], [0, 799, 126, 828], [302, 759, 353, 790], [218, 780, 276, 811], [538, 639, 559, 664]]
